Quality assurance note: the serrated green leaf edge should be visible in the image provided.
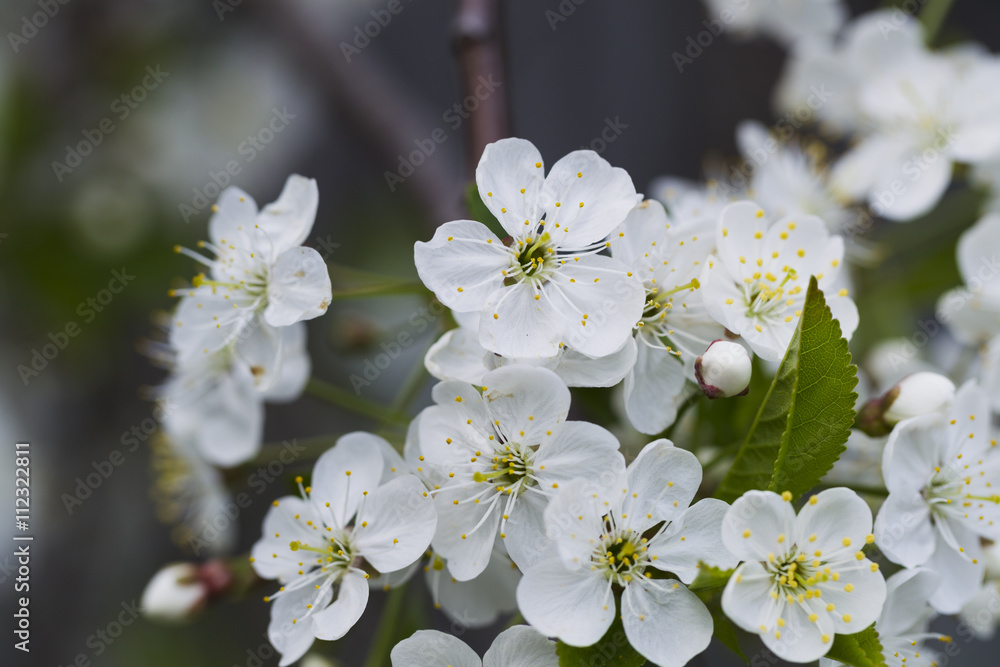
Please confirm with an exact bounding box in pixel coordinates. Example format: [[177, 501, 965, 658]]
[[826, 624, 889, 667], [715, 277, 859, 503]]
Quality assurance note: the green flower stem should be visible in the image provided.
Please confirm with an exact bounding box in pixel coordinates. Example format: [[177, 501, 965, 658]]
[[363, 583, 409, 667], [330, 281, 430, 302], [306, 378, 411, 428], [920, 0, 956, 45]]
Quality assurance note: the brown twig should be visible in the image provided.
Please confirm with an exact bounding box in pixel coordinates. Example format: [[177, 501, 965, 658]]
[[452, 0, 510, 179], [258, 0, 465, 224]]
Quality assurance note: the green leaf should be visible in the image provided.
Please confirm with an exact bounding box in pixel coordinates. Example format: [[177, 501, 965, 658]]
[[464, 182, 506, 239], [825, 624, 888, 667], [688, 564, 734, 592], [715, 277, 858, 503], [556, 616, 647, 667]]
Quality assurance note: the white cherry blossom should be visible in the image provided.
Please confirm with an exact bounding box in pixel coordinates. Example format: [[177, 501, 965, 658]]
[[608, 199, 726, 433], [414, 137, 645, 360], [700, 201, 857, 361], [830, 51, 1000, 221], [722, 488, 887, 663], [251, 433, 436, 666], [170, 174, 331, 364], [416, 366, 626, 580], [517, 440, 735, 667], [822, 568, 945, 667], [874, 380, 1000, 614], [160, 321, 310, 466]]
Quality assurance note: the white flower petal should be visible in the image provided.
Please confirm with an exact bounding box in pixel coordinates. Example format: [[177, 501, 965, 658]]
[[543, 478, 619, 570], [927, 522, 985, 614], [517, 557, 614, 647], [721, 560, 776, 632], [425, 327, 489, 385], [501, 490, 550, 572], [194, 364, 264, 467], [391, 630, 481, 667], [794, 488, 873, 563], [548, 255, 645, 358], [626, 440, 702, 529], [647, 498, 735, 584], [268, 584, 329, 667], [432, 485, 500, 582], [555, 337, 637, 388], [722, 490, 796, 562], [355, 474, 436, 573], [415, 220, 511, 311], [760, 596, 835, 663], [878, 567, 941, 638], [481, 366, 570, 443], [170, 286, 257, 362], [480, 282, 563, 358], [541, 150, 638, 247], [310, 433, 385, 528], [881, 413, 944, 494], [209, 186, 259, 249], [815, 560, 887, 634], [252, 496, 323, 580], [483, 626, 558, 667], [264, 247, 332, 327], [623, 335, 688, 435], [622, 581, 713, 667], [873, 491, 934, 567], [255, 175, 319, 256], [311, 571, 370, 641], [476, 138, 546, 237], [430, 547, 520, 628]]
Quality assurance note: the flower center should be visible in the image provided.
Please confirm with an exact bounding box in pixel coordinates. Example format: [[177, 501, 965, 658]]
[[473, 442, 536, 495], [744, 267, 799, 321], [289, 527, 360, 576], [506, 233, 555, 285], [593, 523, 650, 586]]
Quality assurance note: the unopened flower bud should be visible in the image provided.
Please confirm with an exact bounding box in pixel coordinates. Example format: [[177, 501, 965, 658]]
[[141, 563, 207, 623], [857, 372, 955, 437], [695, 340, 752, 399]]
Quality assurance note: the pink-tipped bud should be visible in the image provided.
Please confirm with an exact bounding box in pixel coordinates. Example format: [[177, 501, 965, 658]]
[[695, 340, 752, 399], [857, 372, 955, 436]]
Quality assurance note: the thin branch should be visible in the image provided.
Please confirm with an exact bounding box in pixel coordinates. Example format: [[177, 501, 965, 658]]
[[453, 0, 510, 179], [258, 0, 465, 224]]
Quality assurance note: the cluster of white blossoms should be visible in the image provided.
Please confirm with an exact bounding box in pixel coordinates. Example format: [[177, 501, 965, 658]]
[[163, 175, 331, 467], [139, 3, 1000, 666]]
